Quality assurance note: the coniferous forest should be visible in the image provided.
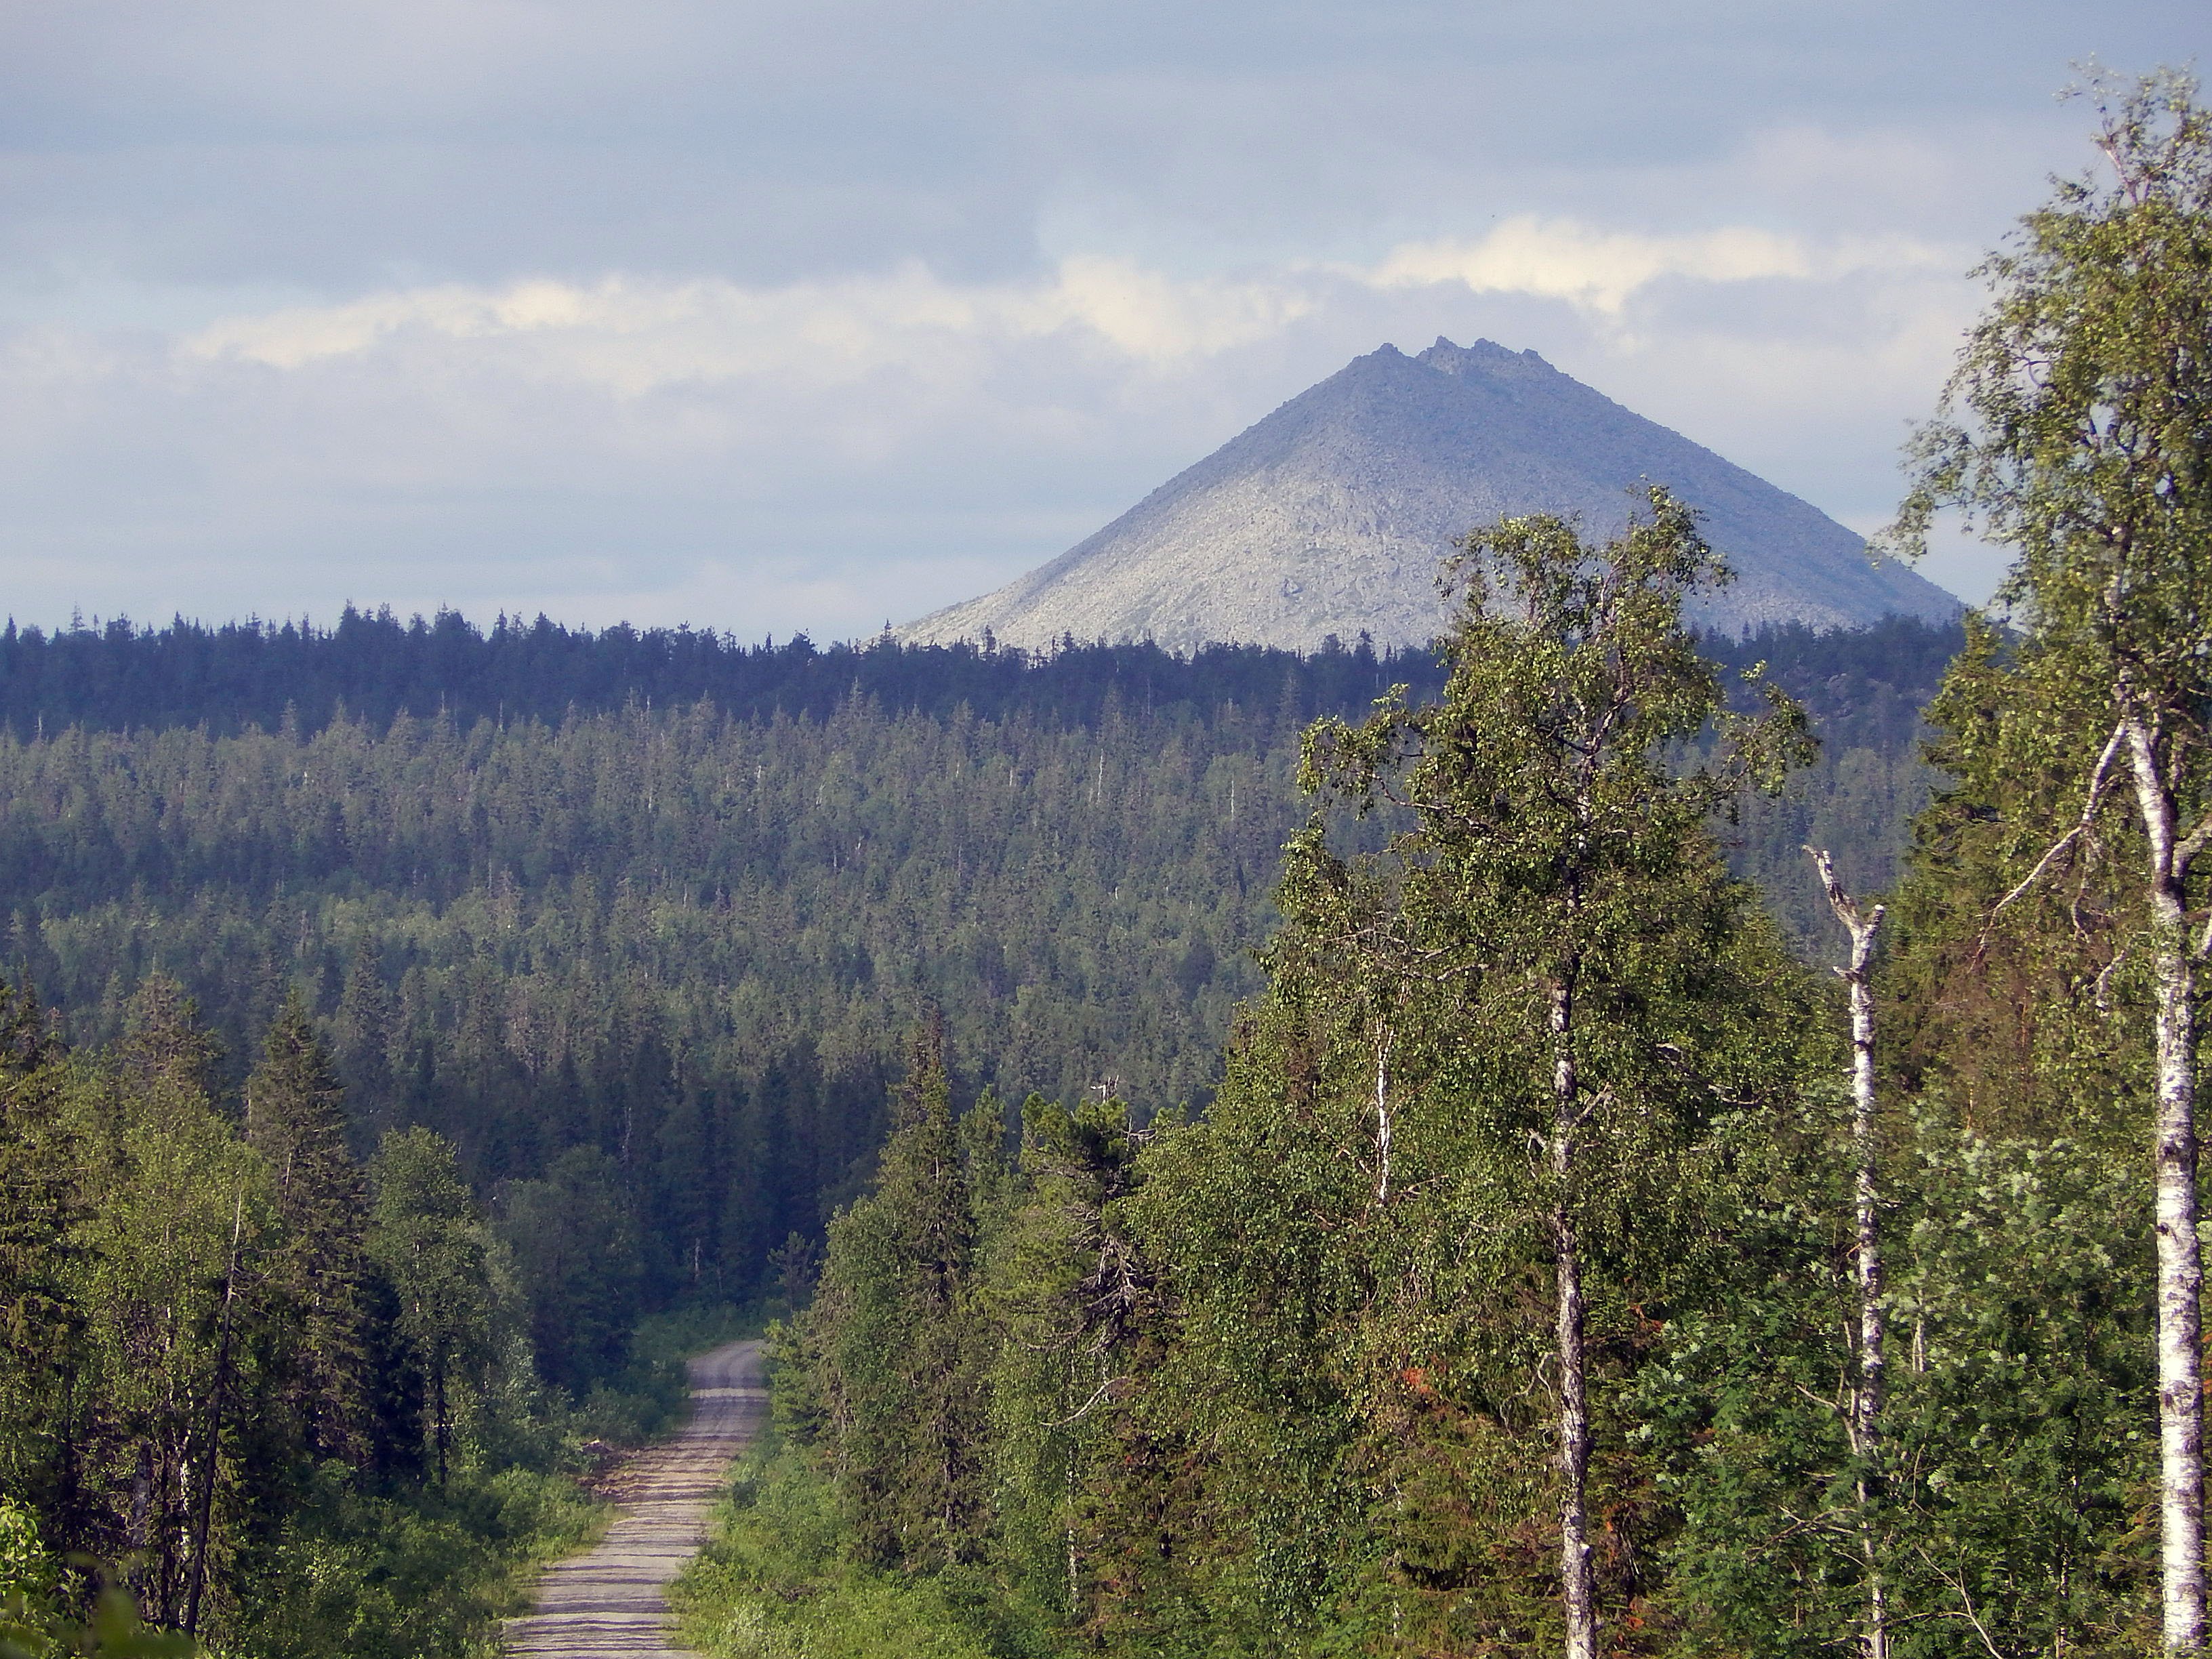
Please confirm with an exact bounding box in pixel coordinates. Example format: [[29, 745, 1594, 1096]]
[[1, 64, 2209, 1659]]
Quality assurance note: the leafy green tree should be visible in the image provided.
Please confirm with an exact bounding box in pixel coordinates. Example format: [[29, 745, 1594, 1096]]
[[1300, 489, 1810, 1658], [1806, 851, 1891, 1659], [1643, 1096, 2161, 1656], [1888, 68, 2212, 1650], [73, 979, 276, 1632], [366, 1128, 489, 1485]]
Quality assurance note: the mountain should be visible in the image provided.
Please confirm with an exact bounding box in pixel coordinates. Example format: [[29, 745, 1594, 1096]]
[[901, 337, 1961, 651]]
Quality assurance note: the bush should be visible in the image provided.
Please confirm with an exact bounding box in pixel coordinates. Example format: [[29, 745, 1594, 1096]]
[[671, 1436, 1013, 1659]]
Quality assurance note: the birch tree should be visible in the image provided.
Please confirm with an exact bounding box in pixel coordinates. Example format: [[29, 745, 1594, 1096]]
[[1889, 68, 2212, 1652], [1808, 849, 1887, 1659], [1305, 488, 1809, 1658]]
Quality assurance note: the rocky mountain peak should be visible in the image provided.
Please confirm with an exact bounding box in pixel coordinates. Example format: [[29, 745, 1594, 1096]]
[[900, 338, 1959, 653]]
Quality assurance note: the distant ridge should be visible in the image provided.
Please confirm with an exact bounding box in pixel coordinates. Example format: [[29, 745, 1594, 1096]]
[[901, 337, 1959, 652]]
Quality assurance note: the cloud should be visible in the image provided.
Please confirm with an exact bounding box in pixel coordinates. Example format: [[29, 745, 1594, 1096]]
[[1366, 216, 1954, 315], [181, 255, 1319, 392], [180, 216, 1950, 404], [0, 209, 1996, 641]]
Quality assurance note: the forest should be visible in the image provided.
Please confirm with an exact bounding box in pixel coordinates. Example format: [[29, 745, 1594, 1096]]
[[675, 73, 2212, 1659], [0, 579, 1950, 1658], [0, 62, 2205, 1659]]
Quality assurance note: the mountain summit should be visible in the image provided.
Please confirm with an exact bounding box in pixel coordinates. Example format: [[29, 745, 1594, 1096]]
[[901, 337, 1959, 651]]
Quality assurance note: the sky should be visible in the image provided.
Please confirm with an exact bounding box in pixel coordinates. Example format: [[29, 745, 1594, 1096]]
[[0, 1, 2204, 641]]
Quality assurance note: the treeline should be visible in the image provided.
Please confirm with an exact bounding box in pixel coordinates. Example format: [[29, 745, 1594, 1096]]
[[0, 977, 608, 1657], [0, 611, 1444, 739], [0, 602, 1954, 761]]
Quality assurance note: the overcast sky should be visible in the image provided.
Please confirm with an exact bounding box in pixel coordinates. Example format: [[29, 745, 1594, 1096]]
[[1, 1, 2203, 639]]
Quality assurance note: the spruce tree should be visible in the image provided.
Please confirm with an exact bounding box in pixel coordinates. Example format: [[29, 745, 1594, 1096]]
[[243, 991, 375, 1467], [795, 1022, 994, 1568], [0, 981, 87, 1551]]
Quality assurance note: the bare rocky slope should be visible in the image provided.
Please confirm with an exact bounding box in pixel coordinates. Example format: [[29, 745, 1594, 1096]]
[[901, 337, 1959, 652]]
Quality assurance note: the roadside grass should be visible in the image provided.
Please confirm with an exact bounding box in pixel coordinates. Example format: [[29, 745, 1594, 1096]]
[[669, 1433, 1012, 1659], [228, 1460, 606, 1659]]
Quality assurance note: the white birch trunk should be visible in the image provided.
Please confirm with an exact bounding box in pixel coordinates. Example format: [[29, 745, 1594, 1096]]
[[1809, 848, 1887, 1659], [1374, 1025, 1393, 1206], [1550, 975, 1597, 1659], [2124, 718, 2206, 1653]]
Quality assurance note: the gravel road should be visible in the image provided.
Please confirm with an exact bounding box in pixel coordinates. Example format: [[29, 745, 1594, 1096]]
[[505, 1338, 766, 1658]]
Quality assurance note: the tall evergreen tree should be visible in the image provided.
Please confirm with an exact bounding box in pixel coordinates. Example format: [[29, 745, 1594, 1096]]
[[243, 992, 375, 1468], [0, 982, 87, 1550], [493, 1145, 643, 1395], [789, 1023, 996, 1568]]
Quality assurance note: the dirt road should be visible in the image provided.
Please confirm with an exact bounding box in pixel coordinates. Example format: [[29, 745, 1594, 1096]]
[[506, 1338, 766, 1658]]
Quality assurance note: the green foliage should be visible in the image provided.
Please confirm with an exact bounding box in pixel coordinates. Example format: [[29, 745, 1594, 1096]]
[[368, 1128, 490, 1483], [1881, 69, 2212, 1138], [572, 1302, 763, 1446], [0, 621, 1942, 1325], [0, 966, 623, 1656], [1649, 1102, 2156, 1656], [1893, 68, 2212, 710], [978, 1093, 1151, 1631], [493, 1145, 646, 1395], [1879, 74, 2212, 1645], [769, 495, 1835, 1659], [0, 1504, 45, 1607], [672, 1435, 1038, 1659], [247, 994, 379, 1471], [787, 1027, 998, 1570], [0, 1574, 199, 1659], [226, 1462, 602, 1659], [1151, 489, 1814, 1651], [1883, 615, 2150, 1135]]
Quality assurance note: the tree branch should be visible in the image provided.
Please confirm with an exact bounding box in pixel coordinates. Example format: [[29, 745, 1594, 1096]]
[[1990, 720, 2127, 916], [1042, 1374, 1127, 1431], [2175, 808, 2212, 880]]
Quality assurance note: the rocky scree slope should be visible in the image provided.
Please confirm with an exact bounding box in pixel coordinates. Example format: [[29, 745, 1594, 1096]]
[[901, 337, 1959, 653]]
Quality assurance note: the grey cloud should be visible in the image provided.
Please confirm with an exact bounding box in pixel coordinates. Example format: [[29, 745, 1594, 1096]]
[[5, 0, 2200, 290]]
